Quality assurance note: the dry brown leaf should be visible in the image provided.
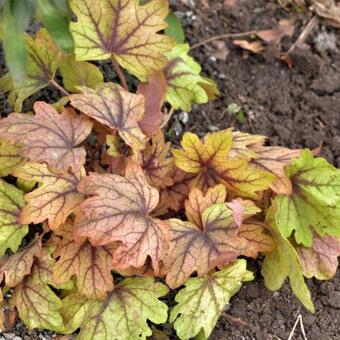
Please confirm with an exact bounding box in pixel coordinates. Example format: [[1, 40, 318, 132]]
[[311, 0, 340, 26], [257, 19, 295, 43], [233, 40, 265, 54]]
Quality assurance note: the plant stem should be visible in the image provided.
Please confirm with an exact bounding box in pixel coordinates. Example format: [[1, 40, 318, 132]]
[[110, 55, 129, 91], [190, 30, 257, 50], [49, 79, 70, 96]]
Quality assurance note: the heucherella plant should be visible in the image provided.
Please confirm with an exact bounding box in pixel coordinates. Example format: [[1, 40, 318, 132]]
[[0, 1, 339, 339]]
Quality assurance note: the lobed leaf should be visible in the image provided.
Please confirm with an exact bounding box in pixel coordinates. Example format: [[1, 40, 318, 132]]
[[275, 150, 340, 246], [250, 144, 302, 195], [173, 131, 274, 198], [137, 131, 174, 189], [11, 247, 64, 332], [0, 179, 28, 256], [262, 205, 314, 312], [61, 277, 169, 339], [164, 44, 218, 111], [0, 237, 41, 288], [0, 102, 93, 172], [170, 259, 253, 340], [70, 83, 146, 150], [75, 168, 169, 275], [13, 163, 86, 230], [0, 29, 62, 112], [70, 0, 174, 80], [296, 233, 340, 280], [53, 220, 114, 299], [0, 138, 24, 177], [60, 55, 104, 92], [137, 71, 167, 137], [165, 192, 253, 288], [239, 222, 276, 258]]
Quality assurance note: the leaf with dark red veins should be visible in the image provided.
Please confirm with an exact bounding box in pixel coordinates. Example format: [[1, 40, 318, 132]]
[[61, 277, 168, 340], [11, 246, 64, 332], [250, 145, 302, 195], [165, 201, 251, 289], [0, 29, 62, 112], [158, 168, 195, 213], [75, 169, 169, 275], [0, 138, 24, 177], [136, 131, 174, 189], [70, 0, 174, 80], [0, 102, 93, 172], [173, 131, 274, 198], [70, 83, 146, 150], [296, 234, 340, 280], [0, 179, 28, 256], [239, 222, 276, 258], [0, 237, 41, 288], [137, 71, 167, 137], [228, 130, 266, 160], [53, 220, 114, 299], [164, 44, 218, 111], [185, 185, 226, 229], [275, 150, 340, 247], [13, 163, 85, 230]]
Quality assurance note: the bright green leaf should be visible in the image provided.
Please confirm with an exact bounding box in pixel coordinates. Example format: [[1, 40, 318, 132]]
[[0, 179, 28, 256], [262, 205, 314, 313], [37, 0, 74, 53], [275, 149, 340, 246], [60, 55, 103, 93], [165, 12, 185, 43], [170, 259, 253, 340], [1, 28, 62, 112], [164, 43, 218, 111]]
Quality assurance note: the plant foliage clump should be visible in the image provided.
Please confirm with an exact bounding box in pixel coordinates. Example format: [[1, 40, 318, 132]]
[[0, 1, 340, 339]]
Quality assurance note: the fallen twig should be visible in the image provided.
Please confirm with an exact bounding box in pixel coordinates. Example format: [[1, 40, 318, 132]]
[[287, 314, 308, 340]]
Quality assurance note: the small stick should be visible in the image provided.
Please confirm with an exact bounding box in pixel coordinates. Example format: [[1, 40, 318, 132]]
[[160, 106, 175, 129], [287, 314, 308, 340], [286, 15, 318, 55], [49, 79, 70, 97], [111, 55, 129, 91], [191, 30, 257, 50]]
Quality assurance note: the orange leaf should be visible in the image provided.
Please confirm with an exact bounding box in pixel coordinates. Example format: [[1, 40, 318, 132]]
[[165, 198, 249, 288], [239, 222, 276, 258], [70, 83, 146, 151], [13, 163, 85, 230], [0, 103, 93, 172], [256, 19, 295, 44], [0, 237, 41, 288], [137, 71, 167, 137], [250, 145, 302, 195], [75, 168, 169, 275], [185, 184, 226, 229], [135, 131, 174, 189], [53, 221, 114, 299], [233, 40, 265, 54]]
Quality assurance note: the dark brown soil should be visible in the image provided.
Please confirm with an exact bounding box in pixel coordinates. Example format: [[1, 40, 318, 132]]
[[0, 0, 340, 339], [168, 0, 340, 339]]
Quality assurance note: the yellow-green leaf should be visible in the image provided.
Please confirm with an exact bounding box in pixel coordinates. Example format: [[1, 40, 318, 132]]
[[61, 277, 169, 340], [0, 138, 24, 177], [164, 43, 218, 111], [0, 179, 28, 256], [70, 0, 174, 80], [60, 55, 103, 92], [11, 247, 64, 332], [262, 205, 314, 312], [170, 259, 253, 340], [275, 150, 340, 246]]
